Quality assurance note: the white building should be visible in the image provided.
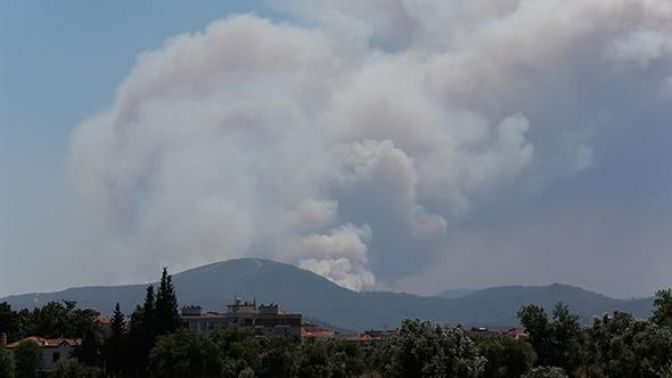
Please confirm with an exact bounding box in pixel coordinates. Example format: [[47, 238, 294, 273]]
[[182, 299, 302, 338], [6, 336, 82, 370]]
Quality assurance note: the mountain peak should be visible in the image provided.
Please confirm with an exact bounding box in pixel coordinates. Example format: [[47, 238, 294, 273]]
[[0, 258, 654, 331]]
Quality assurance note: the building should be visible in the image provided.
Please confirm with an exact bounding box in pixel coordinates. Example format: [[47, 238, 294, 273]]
[[468, 327, 528, 340], [181, 299, 302, 338], [5, 337, 81, 370], [301, 324, 336, 342], [339, 329, 396, 348]]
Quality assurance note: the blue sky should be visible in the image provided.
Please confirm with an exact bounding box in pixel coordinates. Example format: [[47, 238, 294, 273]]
[[2, 0, 672, 299], [0, 0, 272, 295]]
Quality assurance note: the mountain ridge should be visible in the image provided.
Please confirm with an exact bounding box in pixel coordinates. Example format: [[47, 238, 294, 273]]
[[0, 258, 654, 331]]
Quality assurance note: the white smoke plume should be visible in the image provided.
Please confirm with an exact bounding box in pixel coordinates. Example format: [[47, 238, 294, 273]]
[[69, 0, 672, 290]]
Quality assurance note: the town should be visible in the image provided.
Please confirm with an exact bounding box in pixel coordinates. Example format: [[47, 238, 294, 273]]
[[4, 0, 672, 376]]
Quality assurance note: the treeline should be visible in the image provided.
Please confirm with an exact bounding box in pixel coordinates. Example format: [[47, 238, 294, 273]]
[[3, 276, 672, 377], [511, 289, 672, 377]]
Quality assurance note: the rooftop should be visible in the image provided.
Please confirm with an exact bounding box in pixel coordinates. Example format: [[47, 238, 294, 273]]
[[6, 337, 82, 349]]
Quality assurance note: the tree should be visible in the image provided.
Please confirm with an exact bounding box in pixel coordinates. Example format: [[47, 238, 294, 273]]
[[586, 311, 643, 377], [518, 305, 553, 366], [126, 285, 158, 374], [652, 289, 672, 327], [294, 343, 331, 378], [478, 336, 536, 378], [105, 303, 126, 375], [518, 303, 584, 374], [52, 358, 103, 378], [143, 284, 157, 341], [14, 340, 41, 378], [155, 268, 180, 336], [631, 322, 672, 377], [0, 344, 15, 378], [255, 338, 295, 378], [127, 306, 148, 375], [329, 342, 365, 378], [211, 326, 260, 377], [382, 319, 486, 378], [522, 366, 568, 378], [238, 367, 256, 378], [0, 303, 17, 341], [549, 303, 583, 374], [148, 329, 220, 378]]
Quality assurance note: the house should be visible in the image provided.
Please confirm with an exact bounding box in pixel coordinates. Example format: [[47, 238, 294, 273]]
[[301, 324, 336, 342], [339, 329, 396, 348], [468, 327, 529, 340], [181, 299, 302, 338], [6, 337, 82, 370]]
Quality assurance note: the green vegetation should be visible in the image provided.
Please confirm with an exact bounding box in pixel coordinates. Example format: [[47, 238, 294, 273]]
[[148, 329, 219, 378], [13, 340, 41, 378], [478, 336, 536, 377], [52, 358, 104, 378], [380, 319, 485, 377], [0, 343, 15, 378]]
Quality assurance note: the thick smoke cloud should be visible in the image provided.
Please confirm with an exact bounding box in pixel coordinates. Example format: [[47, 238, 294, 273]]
[[69, 0, 672, 291]]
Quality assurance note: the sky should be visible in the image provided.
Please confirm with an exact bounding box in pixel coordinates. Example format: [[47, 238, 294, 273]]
[[1, 0, 672, 299]]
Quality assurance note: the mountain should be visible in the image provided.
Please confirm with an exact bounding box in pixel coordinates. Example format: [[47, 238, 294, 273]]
[[437, 288, 475, 299], [0, 258, 654, 331]]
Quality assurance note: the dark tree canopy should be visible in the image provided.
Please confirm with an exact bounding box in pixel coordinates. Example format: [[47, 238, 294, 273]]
[[105, 302, 126, 375], [0, 344, 15, 378], [382, 319, 486, 378], [148, 329, 220, 378], [14, 340, 42, 378], [653, 289, 672, 327], [155, 268, 180, 336], [478, 336, 536, 378]]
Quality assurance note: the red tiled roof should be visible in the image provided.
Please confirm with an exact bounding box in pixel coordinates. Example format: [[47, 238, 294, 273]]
[[339, 334, 380, 343], [301, 326, 336, 339], [6, 337, 82, 349]]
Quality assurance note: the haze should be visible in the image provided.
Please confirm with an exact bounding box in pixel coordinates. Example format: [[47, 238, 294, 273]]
[[1, 0, 672, 299]]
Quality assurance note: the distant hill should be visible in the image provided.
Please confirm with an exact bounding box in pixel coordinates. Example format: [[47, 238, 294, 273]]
[[0, 258, 654, 331], [437, 288, 476, 299]]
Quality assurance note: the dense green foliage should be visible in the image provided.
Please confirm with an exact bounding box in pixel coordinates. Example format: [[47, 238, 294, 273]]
[[52, 358, 104, 378], [143, 325, 367, 378], [653, 289, 672, 327], [0, 344, 15, 378], [13, 340, 41, 378], [517, 303, 583, 372], [155, 268, 181, 336], [148, 329, 219, 378], [379, 319, 485, 377], [106, 269, 182, 376], [513, 289, 672, 377], [522, 366, 568, 378], [0, 300, 98, 343], [104, 303, 125, 374], [478, 336, 536, 378]]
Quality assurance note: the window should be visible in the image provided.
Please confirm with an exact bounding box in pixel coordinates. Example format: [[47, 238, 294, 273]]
[[52, 352, 61, 363]]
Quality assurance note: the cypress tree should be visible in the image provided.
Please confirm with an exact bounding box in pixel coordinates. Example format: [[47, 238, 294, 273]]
[[127, 305, 146, 375], [126, 285, 156, 375], [142, 285, 156, 341], [155, 268, 180, 335], [106, 303, 125, 375]]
